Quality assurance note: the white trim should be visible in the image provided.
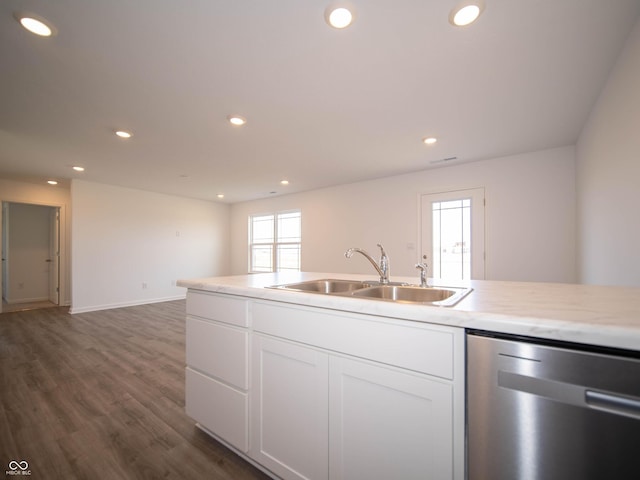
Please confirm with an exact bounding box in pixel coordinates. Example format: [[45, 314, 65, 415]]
[[4, 296, 49, 304]]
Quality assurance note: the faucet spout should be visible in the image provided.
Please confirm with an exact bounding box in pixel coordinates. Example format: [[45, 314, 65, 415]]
[[415, 261, 429, 288], [344, 244, 390, 284]]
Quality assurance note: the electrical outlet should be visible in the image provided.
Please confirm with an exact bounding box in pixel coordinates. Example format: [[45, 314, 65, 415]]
[[142, 282, 148, 289], [18, 282, 24, 289]]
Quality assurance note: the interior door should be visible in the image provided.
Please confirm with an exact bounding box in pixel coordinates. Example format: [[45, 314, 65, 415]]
[[420, 188, 485, 281], [1, 202, 8, 310], [48, 207, 60, 305]]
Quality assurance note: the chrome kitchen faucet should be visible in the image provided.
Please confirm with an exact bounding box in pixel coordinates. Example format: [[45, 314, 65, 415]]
[[344, 243, 389, 284], [415, 256, 429, 288]]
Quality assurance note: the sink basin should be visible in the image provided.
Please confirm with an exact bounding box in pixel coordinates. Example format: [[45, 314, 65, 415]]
[[269, 279, 373, 294], [351, 285, 472, 306], [268, 279, 472, 306]]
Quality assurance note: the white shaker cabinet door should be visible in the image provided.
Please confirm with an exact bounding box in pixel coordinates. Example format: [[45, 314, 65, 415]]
[[251, 335, 329, 480], [329, 356, 453, 480]]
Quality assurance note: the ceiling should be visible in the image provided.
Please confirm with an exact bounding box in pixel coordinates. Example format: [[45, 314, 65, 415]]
[[1, 0, 639, 203]]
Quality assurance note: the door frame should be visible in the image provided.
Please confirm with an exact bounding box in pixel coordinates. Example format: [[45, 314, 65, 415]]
[[0, 199, 67, 313], [418, 187, 486, 281], [49, 207, 61, 305], [1, 203, 8, 302]]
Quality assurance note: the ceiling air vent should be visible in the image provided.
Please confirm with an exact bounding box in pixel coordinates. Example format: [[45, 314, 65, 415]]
[[430, 156, 458, 165]]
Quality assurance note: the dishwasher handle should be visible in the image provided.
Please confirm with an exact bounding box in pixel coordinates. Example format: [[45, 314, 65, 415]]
[[586, 390, 640, 419], [498, 371, 640, 420]]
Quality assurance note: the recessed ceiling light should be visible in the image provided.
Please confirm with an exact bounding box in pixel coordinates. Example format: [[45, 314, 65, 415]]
[[423, 137, 438, 145], [449, 2, 484, 27], [227, 115, 247, 126], [217, 194, 225, 199], [115, 130, 132, 139], [47, 180, 58, 185], [72, 166, 85, 172], [14, 12, 56, 37], [280, 180, 289, 185], [325, 5, 355, 29]]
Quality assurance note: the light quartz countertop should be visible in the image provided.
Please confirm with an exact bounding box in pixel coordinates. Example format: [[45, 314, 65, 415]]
[[178, 272, 640, 352]]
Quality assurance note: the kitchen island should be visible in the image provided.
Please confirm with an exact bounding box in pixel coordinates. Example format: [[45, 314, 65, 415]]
[[177, 272, 640, 480]]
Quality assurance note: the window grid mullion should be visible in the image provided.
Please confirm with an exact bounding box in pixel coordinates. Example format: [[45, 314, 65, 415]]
[[273, 217, 278, 272], [249, 211, 300, 273]]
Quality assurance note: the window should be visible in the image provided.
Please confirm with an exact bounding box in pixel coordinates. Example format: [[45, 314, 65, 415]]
[[249, 211, 301, 273], [432, 199, 471, 280]]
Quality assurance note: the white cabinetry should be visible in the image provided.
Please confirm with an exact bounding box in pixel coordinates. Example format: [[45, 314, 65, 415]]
[[329, 356, 453, 480], [184, 290, 464, 480], [185, 291, 249, 452], [251, 335, 329, 480], [252, 301, 464, 480]]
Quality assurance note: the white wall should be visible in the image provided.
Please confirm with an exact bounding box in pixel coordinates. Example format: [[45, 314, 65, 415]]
[[71, 180, 230, 313], [5, 203, 52, 303], [230, 146, 576, 283], [576, 18, 640, 287], [0, 178, 71, 307]]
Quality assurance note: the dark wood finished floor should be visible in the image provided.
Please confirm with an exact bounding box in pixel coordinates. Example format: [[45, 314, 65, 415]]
[[0, 300, 271, 479]]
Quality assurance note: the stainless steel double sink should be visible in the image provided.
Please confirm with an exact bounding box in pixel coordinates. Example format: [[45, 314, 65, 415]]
[[268, 279, 472, 307]]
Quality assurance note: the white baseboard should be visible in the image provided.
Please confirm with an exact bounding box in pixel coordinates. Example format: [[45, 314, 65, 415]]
[[4, 296, 50, 304], [69, 295, 186, 314]]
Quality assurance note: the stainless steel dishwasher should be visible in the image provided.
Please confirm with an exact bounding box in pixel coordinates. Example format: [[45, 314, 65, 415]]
[[467, 331, 640, 480]]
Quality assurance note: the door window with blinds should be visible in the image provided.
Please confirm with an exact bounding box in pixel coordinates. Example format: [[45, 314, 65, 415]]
[[249, 211, 301, 273]]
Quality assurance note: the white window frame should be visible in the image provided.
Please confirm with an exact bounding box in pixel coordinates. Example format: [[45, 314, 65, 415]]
[[248, 210, 301, 273]]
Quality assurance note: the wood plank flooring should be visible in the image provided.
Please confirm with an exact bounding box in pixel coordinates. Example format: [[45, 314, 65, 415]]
[[0, 301, 270, 479]]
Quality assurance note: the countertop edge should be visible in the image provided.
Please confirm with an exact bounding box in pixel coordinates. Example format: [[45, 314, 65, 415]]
[[177, 273, 640, 352]]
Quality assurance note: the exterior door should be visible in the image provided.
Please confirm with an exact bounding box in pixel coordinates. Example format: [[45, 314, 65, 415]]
[[420, 188, 485, 281]]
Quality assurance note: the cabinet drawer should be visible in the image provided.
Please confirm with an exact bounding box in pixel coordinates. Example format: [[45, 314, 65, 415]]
[[185, 367, 248, 453], [186, 317, 248, 389], [253, 302, 455, 380], [187, 291, 248, 327]]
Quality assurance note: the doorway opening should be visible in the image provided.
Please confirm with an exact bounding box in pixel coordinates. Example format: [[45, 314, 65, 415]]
[[420, 188, 485, 281], [1, 202, 60, 313]]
